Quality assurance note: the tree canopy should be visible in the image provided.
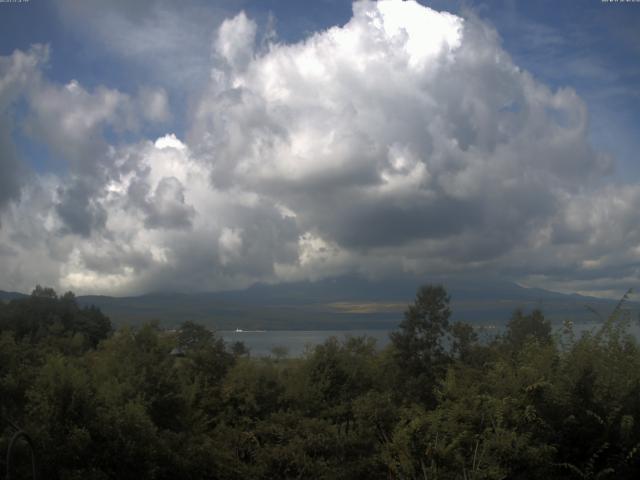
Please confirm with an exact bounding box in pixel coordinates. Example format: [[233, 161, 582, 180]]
[[2, 284, 640, 478]]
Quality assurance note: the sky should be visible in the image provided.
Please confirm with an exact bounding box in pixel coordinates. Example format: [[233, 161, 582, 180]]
[[0, 0, 639, 298]]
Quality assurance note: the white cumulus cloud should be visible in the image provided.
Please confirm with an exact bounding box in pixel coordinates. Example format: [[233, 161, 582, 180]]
[[0, 0, 638, 297]]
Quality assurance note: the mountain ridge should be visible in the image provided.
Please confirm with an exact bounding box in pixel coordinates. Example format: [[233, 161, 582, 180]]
[[2, 276, 635, 330]]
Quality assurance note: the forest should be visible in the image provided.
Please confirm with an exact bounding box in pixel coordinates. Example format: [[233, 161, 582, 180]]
[[1, 285, 640, 479]]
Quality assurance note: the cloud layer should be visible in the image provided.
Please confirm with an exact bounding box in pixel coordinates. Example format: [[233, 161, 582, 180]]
[[0, 0, 636, 296]]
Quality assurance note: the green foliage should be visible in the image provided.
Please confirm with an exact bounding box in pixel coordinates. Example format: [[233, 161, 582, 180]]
[[2, 284, 640, 478], [390, 284, 453, 406], [0, 286, 111, 349], [505, 308, 552, 349]]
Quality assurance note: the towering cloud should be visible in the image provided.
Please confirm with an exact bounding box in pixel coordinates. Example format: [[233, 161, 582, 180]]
[[188, 1, 612, 283], [0, 1, 634, 296]]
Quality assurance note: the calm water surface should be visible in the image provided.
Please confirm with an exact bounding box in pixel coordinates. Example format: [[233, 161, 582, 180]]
[[220, 321, 640, 357]]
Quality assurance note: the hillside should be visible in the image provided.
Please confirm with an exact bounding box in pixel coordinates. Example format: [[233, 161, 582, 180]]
[[3, 276, 631, 330]]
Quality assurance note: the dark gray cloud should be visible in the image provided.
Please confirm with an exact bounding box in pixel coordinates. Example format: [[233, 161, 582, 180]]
[[0, 117, 25, 212], [0, 46, 48, 213], [144, 177, 195, 230], [55, 179, 107, 237]]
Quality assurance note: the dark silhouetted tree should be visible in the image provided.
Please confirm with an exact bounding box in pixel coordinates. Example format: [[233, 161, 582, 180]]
[[505, 308, 551, 349], [390, 284, 452, 406]]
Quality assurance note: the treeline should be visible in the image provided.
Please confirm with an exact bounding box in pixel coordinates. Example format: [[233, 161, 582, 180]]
[[1, 285, 640, 479]]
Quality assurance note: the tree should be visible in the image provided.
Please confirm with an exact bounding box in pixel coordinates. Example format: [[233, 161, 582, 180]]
[[178, 321, 214, 351], [451, 320, 479, 364], [0, 287, 111, 349], [31, 285, 57, 299], [505, 308, 551, 349], [390, 284, 452, 406], [78, 305, 112, 348], [231, 341, 249, 357]]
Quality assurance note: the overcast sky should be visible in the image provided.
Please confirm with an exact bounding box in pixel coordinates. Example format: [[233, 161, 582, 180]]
[[0, 0, 639, 297]]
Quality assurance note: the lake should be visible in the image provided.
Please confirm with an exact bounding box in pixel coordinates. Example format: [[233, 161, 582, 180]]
[[220, 320, 640, 357], [220, 329, 392, 357]]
